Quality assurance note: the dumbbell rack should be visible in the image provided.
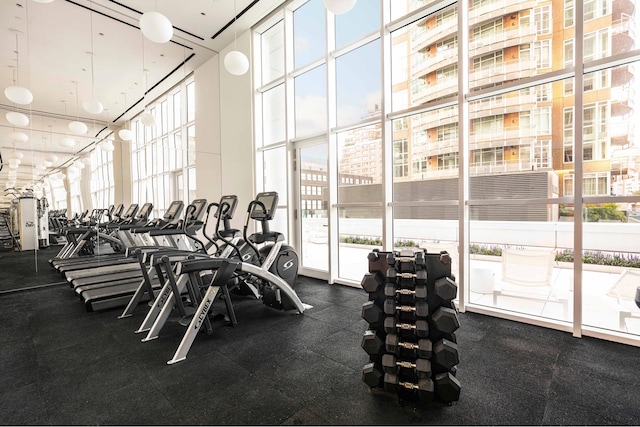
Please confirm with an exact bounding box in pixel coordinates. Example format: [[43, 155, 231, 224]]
[[360, 249, 461, 404]]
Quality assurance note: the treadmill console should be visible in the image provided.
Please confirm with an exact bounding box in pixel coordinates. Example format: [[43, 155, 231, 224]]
[[136, 203, 154, 221], [250, 192, 279, 221], [163, 201, 184, 220], [122, 204, 139, 219]]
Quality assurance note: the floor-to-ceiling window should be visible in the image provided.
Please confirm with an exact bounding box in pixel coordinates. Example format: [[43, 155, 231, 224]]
[[131, 76, 196, 218], [90, 147, 114, 209], [253, 0, 640, 345]]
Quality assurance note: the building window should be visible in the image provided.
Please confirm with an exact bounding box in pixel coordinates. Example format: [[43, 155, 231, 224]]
[[90, 148, 114, 209], [393, 138, 409, 178], [564, 107, 574, 163], [533, 40, 551, 69], [534, 5, 551, 35], [565, 0, 574, 27]]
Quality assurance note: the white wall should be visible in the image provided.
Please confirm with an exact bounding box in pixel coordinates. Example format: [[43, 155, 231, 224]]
[[194, 54, 223, 206], [218, 31, 255, 230]]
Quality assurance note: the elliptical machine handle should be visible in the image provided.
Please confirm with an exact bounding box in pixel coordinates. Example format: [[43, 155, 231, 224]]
[[243, 200, 267, 264]]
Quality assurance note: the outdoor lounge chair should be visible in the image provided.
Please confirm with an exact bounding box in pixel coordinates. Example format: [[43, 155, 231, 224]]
[[493, 248, 568, 317], [605, 269, 640, 330]]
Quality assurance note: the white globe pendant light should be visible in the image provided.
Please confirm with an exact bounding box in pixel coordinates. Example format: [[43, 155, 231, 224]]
[[324, 0, 357, 14], [82, 99, 104, 115], [45, 154, 57, 163], [6, 111, 29, 127], [100, 139, 115, 153], [140, 112, 156, 127], [68, 120, 88, 135], [9, 131, 28, 142], [140, 11, 173, 43], [8, 151, 24, 161], [224, 50, 249, 76], [118, 128, 133, 141], [60, 137, 76, 148], [4, 85, 33, 105]]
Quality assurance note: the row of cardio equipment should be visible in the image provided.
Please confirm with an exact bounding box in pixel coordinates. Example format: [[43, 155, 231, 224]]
[[48, 192, 311, 364]]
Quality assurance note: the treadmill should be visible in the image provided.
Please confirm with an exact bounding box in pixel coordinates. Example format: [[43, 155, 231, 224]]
[[57, 202, 180, 274], [56, 203, 154, 276], [79, 199, 209, 312], [50, 203, 140, 268]]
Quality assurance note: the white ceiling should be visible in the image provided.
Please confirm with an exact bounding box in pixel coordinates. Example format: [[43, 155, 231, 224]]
[[0, 0, 282, 200]]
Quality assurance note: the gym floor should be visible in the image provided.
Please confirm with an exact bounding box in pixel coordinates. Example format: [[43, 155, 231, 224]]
[[1, 248, 640, 425]]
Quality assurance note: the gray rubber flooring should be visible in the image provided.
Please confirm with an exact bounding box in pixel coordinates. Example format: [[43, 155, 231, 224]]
[[0, 253, 639, 425]]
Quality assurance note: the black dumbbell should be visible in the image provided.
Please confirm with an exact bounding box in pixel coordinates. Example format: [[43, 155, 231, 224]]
[[384, 283, 427, 299], [383, 299, 428, 317], [433, 338, 459, 370], [431, 306, 460, 335], [387, 268, 428, 284], [434, 276, 457, 301], [367, 250, 395, 276], [382, 354, 431, 378], [361, 330, 384, 356], [385, 334, 432, 358], [383, 317, 429, 337], [361, 301, 383, 326], [362, 362, 383, 388], [387, 251, 425, 267], [435, 372, 461, 404], [383, 372, 434, 401], [361, 273, 385, 293]]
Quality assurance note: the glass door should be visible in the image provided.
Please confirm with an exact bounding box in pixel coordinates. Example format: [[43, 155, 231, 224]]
[[298, 143, 329, 276]]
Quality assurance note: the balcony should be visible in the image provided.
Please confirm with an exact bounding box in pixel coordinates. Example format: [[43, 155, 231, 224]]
[[469, 0, 536, 27], [411, 77, 458, 105], [414, 49, 458, 80], [469, 126, 537, 149], [469, 24, 536, 58], [469, 92, 537, 119], [470, 58, 538, 89], [411, 17, 457, 52], [612, 15, 636, 54]]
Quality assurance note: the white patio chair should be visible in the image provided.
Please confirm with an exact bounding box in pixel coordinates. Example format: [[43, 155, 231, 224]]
[[605, 269, 640, 331], [493, 248, 568, 317]]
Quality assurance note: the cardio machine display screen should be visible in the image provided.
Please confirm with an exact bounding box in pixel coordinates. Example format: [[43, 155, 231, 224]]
[[122, 204, 138, 218], [165, 201, 182, 219], [217, 196, 238, 219], [251, 193, 278, 220]]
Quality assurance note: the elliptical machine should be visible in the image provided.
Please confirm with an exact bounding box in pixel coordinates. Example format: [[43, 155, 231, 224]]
[[219, 192, 299, 309]]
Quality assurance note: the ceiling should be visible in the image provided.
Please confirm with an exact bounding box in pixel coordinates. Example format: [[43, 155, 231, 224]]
[[0, 0, 282, 202]]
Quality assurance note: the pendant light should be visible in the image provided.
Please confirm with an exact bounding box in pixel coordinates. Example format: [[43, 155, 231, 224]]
[[6, 111, 29, 127], [69, 83, 88, 135], [4, 31, 33, 105], [224, 0, 249, 76], [324, 0, 357, 14], [10, 131, 29, 143], [82, 3, 103, 115], [140, 10, 173, 44]]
